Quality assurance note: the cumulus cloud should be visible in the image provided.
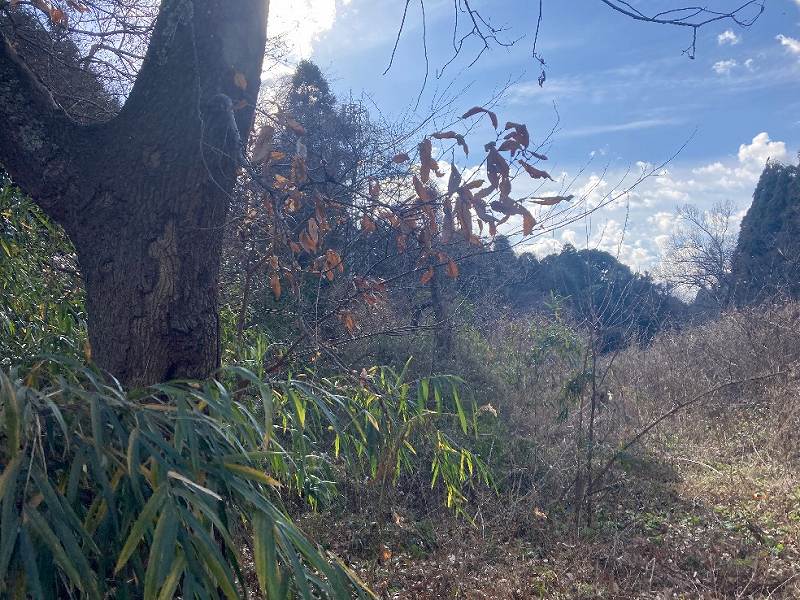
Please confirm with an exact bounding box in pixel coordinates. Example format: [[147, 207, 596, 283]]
[[513, 132, 788, 275], [712, 59, 738, 75], [737, 132, 788, 168], [776, 34, 800, 55], [717, 30, 740, 45]]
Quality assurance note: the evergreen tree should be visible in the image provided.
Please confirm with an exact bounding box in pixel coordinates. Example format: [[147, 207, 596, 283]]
[[731, 161, 800, 304]]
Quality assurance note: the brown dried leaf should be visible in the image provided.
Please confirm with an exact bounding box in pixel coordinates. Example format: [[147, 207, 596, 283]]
[[325, 249, 344, 274], [339, 311, 358, 333], [291, 155, 308, 185], [307, 217, 320, 243], [286, 117, 306, 136], [396, 234, 408, 252], [361, 213, 377, 233], [252, 124, 275, 164], [299, 230, 316, 253], [270, 274, 282, 300], [420, 268, 435, 285], [419, 138, 433, 183], [413, 175, 429, 201], [49, 7, 67, 24], [462, 106, 498, 129], [447, 164, 462, 195], [446, 259, 459, 279], [531, 194, 574, 206], [519, 160, 554, 181], [531, 151, 549, 161], [504, 122, 530, 148], [273, 174, 291, 189], [498, 139, 522, 154], [522, 209, 536, 235], [392, 152, 410, 163]]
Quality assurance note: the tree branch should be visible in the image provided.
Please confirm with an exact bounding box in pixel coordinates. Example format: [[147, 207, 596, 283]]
[[0, 32, 83, 226], [119, 0, 268, 149]]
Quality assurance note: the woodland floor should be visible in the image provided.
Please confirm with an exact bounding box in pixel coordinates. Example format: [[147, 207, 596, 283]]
[[306, 429, 800, 599]]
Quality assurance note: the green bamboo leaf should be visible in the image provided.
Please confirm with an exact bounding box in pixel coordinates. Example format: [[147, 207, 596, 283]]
[[25, 507, 94, 599], [30, 469, 101, 556], [18, 527, 44, 600], [452, 385, 468, 434], [191, 533, 239, 600], [290, 389, 306, 429], [66, 445, 86, 506], [143, 502, 178, 600], [0, 456, 22, 587], [1, 372, 20, 459], [253, 512, 285, 600], [276, 528, 313, 600], [172, 490, 236, 555], [156, 551, 186, 600], [0, 454, 21, 501], [114, 485, 167, 574]]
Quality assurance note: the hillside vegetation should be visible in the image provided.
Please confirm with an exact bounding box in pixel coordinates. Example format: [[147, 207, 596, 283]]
[[1, 8, 800, 597]]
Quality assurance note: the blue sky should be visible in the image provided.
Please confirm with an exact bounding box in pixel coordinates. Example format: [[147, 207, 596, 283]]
[[269, 0, 800, 273]]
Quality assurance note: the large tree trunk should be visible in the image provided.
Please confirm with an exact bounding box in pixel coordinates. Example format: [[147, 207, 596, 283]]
[[0, 0, 269, 387]]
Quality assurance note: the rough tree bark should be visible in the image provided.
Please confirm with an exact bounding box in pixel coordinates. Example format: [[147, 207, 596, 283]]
[[0, 0, 269, 387]]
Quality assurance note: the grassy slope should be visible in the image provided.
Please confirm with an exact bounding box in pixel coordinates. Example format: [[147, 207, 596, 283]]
[[316, 414, 800, 599]]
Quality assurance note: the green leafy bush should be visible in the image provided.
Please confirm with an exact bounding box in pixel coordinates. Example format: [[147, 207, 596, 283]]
[[0, 178, 85, 367], [0, 358, 489, 599]]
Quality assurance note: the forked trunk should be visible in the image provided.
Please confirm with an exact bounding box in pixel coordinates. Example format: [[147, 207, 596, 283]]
[[0, 0, 270, 387]]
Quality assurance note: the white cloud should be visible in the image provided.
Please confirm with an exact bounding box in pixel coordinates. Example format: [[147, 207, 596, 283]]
[[520, 237, 563, 257], [561, 118, 681, 139], [515, 132, 788, 274], [744, 58, 755, 71], [717, 30, 740, 46], [648, 211, 679, 232], [737, 131, 788, 167], [712, 59, 738, 75], [269, 0, 351, 61], [777, 34, 800, 55]]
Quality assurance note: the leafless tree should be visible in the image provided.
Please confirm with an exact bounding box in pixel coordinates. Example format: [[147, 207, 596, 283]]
[[662, 201, 738, 310]]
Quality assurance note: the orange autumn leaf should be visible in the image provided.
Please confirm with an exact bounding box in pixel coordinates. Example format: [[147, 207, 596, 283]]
[[420, 268, 435, 285], [270, 273, 281, 300], [325, 249, 344, 274], [446, 259, 459, 279], [299, 230, 316, 253], [522, 209, 536, 235], [361, 213, 377, 233], [49, 7, 67, 24], [339, 311, 358, 333]]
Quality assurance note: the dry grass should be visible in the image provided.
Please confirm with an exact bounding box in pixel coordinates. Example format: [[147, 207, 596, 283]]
[[312, 303, 800, 598]]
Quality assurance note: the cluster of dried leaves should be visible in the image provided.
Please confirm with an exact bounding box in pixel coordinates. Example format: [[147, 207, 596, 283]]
[[244, 101, 572, 334]]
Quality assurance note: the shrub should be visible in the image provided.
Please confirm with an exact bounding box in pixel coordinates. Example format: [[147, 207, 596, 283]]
[[0, 358, 489, 598]]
